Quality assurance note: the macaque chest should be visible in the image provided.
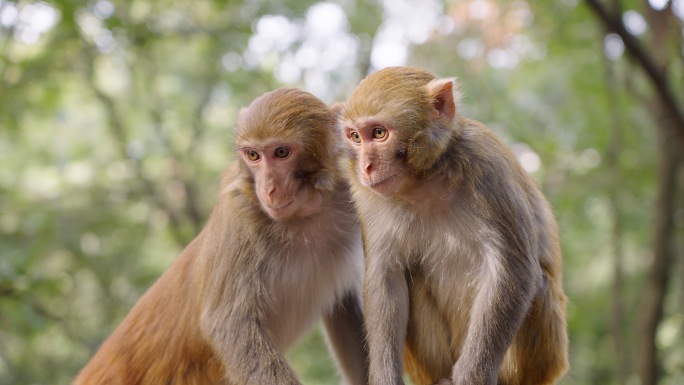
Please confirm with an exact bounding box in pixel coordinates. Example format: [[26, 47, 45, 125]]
[[399, 213, 483, 368], [265, 215, 360, 352]]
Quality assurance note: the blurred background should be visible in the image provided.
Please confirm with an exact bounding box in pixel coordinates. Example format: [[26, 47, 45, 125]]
[[0, 0, 682, 384]]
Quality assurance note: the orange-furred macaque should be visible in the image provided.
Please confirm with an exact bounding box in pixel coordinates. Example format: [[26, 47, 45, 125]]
[[74, 88, 368, 385], [337, 67, 568, 385]]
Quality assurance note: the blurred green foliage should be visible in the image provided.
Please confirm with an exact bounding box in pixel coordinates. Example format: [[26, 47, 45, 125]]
[[0, 0, 682, 384]]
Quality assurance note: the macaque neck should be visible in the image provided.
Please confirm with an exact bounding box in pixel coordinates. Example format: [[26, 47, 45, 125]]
[[395, 174, 456, 209]]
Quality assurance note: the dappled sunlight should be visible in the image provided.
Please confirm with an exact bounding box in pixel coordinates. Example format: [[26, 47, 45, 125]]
[[370, 0, 443, 69], [0, 1, 59, 44], [241, 2, 359, 100], [650, 0, 670, 11], [674, 0, 684, 20], [604, 33, 625, 60], [441, 0, 546, 70], [510, 142, 541, 173], [623, 10, 647, 36]]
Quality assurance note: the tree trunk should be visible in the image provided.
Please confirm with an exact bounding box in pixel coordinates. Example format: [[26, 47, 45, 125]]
[[637, 121, 681, 385], [583, 0, 684, 148], [603, 52, 630, 385]]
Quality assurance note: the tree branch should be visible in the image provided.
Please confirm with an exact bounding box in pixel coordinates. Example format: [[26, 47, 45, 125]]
[[80, 43, 190, 247], [583, 0, 684, 147]]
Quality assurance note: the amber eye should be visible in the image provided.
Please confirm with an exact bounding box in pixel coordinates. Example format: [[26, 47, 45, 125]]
[[274, 146, 290, 158], [349, 131, 361, 143], [246, 150, 260, 161], [372, 126, 387, 139]]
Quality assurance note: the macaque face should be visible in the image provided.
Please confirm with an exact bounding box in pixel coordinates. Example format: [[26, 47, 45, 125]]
[[239, 139, 322, 220], [343, 117, 409, 196]]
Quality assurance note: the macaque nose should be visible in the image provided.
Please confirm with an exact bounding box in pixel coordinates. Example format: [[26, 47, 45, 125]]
[[267, 184, 276, 199], [363, 159, 374, 177], [260, 182, 277, 205]]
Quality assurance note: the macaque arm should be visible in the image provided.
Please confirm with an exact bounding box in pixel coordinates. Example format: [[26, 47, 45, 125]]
[[452, 242, 539, 385], [322, 292, 369, 385], [363, 261, 409, 385], [200, 272, 301, 385]]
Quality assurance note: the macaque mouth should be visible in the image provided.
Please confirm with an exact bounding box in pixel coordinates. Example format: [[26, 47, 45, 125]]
[[269, 200, 294, 212], [369, 174, 397, 189]]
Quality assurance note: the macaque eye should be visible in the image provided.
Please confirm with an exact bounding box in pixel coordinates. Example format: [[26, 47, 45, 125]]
[[372, 126, 387, 139], [349, 131, 361, 143], [246, 150, 260, 161], [274, 146, 290, 158]]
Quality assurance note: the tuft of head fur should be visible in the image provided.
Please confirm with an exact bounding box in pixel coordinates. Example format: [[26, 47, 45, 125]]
[[341, 66, 463, 175], [235, 88, 339, 191]]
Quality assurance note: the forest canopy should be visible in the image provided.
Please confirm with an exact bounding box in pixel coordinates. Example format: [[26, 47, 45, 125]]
[[0, 0, 682, 384]]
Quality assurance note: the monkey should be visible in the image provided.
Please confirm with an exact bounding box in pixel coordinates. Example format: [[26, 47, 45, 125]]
[[336, 66, 568, 385], [74, 88, 369, 385]]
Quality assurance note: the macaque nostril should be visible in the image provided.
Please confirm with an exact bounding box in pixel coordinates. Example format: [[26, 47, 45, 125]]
[[364, 162, 373, 176]]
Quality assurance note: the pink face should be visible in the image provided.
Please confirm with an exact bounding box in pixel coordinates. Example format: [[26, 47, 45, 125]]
[[239, 140, 321, 221], [343, 118, 409, 196]]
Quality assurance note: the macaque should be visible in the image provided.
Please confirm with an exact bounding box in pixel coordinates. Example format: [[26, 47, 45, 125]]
[[336, 66, 568, 385], [74, 88, 368, 385]]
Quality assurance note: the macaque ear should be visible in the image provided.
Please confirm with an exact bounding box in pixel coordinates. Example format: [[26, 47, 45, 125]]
[[426, 77, 457, 123], [407, 78, 460, 173], [329, 102, 343, 119]]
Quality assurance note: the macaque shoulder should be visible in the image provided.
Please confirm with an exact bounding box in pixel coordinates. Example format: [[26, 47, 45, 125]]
[[457, 119, 519, 164]]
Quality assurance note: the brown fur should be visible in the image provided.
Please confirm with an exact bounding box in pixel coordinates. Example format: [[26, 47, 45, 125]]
[[74, 88, 368, 385], [338, 67, 568, 385]]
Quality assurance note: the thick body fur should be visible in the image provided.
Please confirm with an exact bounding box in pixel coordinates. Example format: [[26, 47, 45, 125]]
[[74, 88, 368, 385], [338, 67, 568, 385]]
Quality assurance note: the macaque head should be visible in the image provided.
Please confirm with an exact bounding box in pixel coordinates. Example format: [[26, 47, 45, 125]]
[[337, 66, 460, 196], [235, 88, 338, 221]]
